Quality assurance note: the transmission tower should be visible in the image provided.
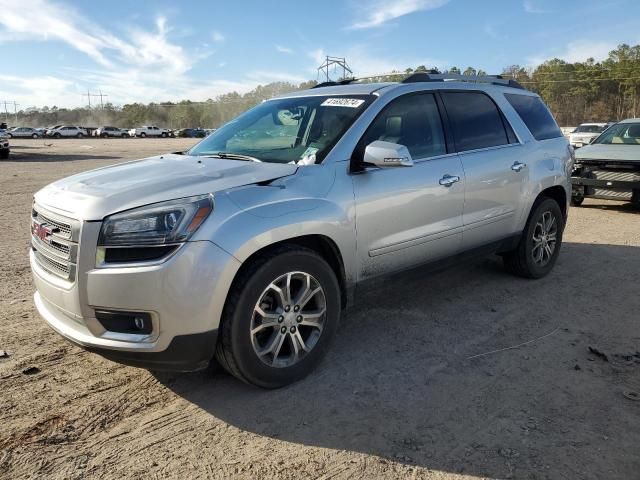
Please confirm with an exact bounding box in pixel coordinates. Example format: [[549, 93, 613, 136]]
[[317, 56, 353, 82]]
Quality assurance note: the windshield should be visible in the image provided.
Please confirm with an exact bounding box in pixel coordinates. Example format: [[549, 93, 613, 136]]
[[575, 125, 606, 133], [593, 123, 640, 145], [188, 95, 374, 164]]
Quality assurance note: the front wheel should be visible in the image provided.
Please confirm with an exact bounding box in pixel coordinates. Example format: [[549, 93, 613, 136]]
[[32, 133, 38, 139], [139, 132, 146, 138], [216, 246, 341, 388], [161, 132, 167, 138], [503, 197, 565, 279]]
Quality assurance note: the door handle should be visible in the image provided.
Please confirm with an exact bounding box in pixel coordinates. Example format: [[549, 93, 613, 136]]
[[439, 174, 460, 187], [511, 161, 527, 172]]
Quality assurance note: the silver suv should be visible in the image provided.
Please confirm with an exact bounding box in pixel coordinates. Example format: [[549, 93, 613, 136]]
[[30, 73, 572, 388]]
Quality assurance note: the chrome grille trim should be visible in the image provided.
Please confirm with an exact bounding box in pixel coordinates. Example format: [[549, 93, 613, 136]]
[[31, 204, 81, 282]]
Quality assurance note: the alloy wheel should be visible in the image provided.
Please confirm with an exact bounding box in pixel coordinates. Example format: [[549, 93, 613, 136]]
[[531, 210, 558, 266], [250, 271, 326, 368]]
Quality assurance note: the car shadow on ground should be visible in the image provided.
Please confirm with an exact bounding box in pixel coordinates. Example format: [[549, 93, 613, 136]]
[[157, 242, 640, 479], [4, 150, 120, 162], [576, 202, 639, 214]]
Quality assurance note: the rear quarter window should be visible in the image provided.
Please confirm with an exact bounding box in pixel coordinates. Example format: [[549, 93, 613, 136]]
[[505, 94, 562, 141]]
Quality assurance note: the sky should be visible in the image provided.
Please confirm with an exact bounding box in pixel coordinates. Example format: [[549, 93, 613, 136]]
[[1, 0, 639, 108]]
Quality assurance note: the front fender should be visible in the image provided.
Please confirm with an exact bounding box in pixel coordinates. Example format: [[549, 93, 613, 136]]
[[192, 163, 357, 286]]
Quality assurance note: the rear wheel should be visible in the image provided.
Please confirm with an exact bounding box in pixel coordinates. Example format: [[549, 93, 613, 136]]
[[216, 246, 341, 388], [503, 197, 564, 279], [161, 132, 167, 138], [31, 133, 38, 139]]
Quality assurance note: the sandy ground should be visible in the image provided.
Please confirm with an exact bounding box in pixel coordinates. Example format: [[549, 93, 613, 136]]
[[1, 138, 639, 480]]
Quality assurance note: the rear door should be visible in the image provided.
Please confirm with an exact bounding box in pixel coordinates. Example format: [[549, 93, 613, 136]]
[[440, 91, 527, 249], [352, 92, 465, 280]]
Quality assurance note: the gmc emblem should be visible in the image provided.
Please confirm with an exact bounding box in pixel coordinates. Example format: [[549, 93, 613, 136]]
[[32, 221, 53, 243]]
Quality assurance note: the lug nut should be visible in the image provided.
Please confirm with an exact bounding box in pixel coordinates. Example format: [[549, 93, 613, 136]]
[[290, 326, 296, 333], [296, 315, 302, 323], [278, 315, 284, 323], [293, 305, 300, 312], [284, 305, 291, 312], [280, 326, 287, 334]]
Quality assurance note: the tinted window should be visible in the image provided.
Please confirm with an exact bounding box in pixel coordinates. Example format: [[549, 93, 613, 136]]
[[359, 93, 446, 159], [441, 92, 509, 152], [505, 93, 562, 141]]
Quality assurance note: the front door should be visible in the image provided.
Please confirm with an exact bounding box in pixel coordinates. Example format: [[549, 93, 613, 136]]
[[352, 93, 466, 281]]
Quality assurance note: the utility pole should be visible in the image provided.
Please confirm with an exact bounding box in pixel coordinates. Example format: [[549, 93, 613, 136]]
[[1, 100, 19, 124], [317, 56, 353, 82], [81, 90, 108, 109]]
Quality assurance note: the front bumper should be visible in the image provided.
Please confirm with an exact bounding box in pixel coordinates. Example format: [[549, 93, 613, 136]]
[[31, 237, 241, 371]]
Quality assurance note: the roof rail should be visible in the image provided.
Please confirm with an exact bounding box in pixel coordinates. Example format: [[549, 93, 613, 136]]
[[311, 72, 525, 90], [401, 72, 525, 90], [312, 78, 358, 89]]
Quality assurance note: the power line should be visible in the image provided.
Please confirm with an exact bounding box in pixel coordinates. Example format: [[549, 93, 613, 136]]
[[517, 76, 640, 84]]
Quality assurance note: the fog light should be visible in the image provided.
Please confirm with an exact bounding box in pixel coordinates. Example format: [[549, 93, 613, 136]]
[[95, 310, 153, 335]]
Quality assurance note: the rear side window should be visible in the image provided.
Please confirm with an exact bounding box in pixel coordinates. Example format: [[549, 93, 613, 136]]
[[505, 94, 562, 141], [441, 92, 509, 152]]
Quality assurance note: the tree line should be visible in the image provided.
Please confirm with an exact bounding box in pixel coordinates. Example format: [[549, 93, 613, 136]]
[[7, 44, 640, 129]]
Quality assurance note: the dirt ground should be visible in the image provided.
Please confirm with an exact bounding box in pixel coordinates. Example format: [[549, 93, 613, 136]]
[[1, 138, 639, 480]]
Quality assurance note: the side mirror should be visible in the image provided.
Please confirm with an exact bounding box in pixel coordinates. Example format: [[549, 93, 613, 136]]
[[363, 140, 413, 168]]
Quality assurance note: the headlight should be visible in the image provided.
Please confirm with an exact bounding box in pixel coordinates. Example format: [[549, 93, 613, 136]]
[[98, 195, 213, 246]]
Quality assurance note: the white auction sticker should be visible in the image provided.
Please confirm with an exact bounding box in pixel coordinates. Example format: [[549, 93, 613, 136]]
[[321, 98, 365, 108]]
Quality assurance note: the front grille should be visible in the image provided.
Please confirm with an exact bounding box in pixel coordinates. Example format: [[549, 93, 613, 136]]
[[31, 204, 80, 282]]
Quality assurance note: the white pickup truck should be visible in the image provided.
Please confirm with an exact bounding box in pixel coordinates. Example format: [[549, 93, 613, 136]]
[[128, 126, 169, 138]]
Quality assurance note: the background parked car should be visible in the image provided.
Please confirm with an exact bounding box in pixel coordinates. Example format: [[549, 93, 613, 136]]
[[569, 123, 611, 148], [95, 126, 129, 138], [7, 127, 41, 138], [572, 118, 640, 207], [175, 128, 207, 138], [128, 126, 169, 138], [47, 126, 88, 138], [0, 130, 10, 159]]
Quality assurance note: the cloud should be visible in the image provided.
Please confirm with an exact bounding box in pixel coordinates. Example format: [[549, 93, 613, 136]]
[[528, 40, 616, 66], [212, 31, 225, 42], [0, 0, 200, 74], [523, 0, 545, 14], [350, 0, 450, 29], [276, 44, 294, 54]]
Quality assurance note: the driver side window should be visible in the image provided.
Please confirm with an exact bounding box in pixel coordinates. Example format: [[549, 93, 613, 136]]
[[360, 93, 446, 159]]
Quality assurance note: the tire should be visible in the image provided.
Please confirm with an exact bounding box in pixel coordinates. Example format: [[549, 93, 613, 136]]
[[0, 149, 8, 160], [101, 133, 108, 138], [216, 245, 341, 388], [7, 133, 12, 138], [122, 133, 128, 138], [77, 133, 83, 138], [631, 190, 640, 209], [54, 132, 61, 138], [140, 132, 146, 138], [570, 195, 584, 207], [161, 132, 167, 138], [503, 197, 565, 279], [32, 133, 38, 139]]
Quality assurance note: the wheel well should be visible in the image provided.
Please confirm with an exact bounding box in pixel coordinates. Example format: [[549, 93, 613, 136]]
[[539, 186, 567, 220], [237, 235, 348, 309]]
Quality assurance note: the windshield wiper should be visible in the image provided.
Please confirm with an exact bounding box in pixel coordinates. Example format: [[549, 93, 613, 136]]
[[200, 152, 262, 162]]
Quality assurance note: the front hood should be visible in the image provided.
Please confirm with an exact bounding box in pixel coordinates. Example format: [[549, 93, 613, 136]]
[[575, 144, 640, 162], [34, 153, 298, 220]]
